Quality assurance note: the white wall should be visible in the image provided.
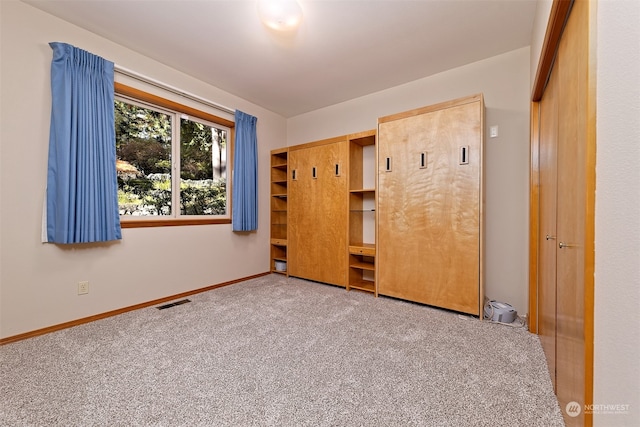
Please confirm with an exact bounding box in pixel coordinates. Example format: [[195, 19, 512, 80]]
[[0, 1, 286, 339], [593, 1, 640, 425], [288, 48, 532, 315], [530, 0, 554, 91]]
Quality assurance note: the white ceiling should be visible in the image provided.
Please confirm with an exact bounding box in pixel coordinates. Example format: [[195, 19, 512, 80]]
[[23, 0, 538, 118]]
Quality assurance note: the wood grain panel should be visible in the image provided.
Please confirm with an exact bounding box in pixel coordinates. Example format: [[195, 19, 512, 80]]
[[314, 140, 348, 286], [288, 146, 315, 279], [289, 141, 348, 287], [538, 64, 559, 391], [379, 94, 483, 125], [555, 0, 591, 424], [378, 98, 482, 315]]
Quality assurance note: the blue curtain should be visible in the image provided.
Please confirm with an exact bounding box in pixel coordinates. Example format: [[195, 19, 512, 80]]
[[46, 42, 121, 244], [232, 110, 258, 231]]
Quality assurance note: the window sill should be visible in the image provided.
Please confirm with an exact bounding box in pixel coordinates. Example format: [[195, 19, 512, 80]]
[[120, 218, 231, 228]]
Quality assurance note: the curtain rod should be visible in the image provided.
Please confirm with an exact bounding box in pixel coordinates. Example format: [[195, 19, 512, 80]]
[[114, 65, 236, 116]]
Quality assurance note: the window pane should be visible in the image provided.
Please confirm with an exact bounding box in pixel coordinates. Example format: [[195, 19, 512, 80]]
[[180, 117, 227, 216], [115, 100, 172, 216]]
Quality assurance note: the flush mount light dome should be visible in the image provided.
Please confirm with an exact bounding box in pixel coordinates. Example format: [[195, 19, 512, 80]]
[[257, 0, 303, 32]]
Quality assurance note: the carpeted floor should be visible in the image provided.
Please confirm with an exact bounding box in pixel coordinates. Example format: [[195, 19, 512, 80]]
[[0, 274, 565, 426]]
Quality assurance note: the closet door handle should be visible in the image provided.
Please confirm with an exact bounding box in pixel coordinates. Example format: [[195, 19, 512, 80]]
[[312, 166, 317, 179], [546, 234, 556, 240], [385, 157, 392, 172], [558, 242, 576, 249], [292, 169, 297, 181], [335, 163, 341, 177]]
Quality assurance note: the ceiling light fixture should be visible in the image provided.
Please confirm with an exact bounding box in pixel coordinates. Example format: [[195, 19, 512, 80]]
[[257, 0, 303, 32]]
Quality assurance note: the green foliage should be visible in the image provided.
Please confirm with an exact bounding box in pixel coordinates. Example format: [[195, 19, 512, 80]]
[[180, 118, 227, 180], [118, 138, 170, 175], [180, 179, 227, 215], [115, 100, 172, 176], [115, 99, 227, 216], [118, 176, 226, 216], [115, 100, 171, 145]]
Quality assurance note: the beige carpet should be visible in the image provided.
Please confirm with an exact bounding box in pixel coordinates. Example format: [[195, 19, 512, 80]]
[[0, 274, 564, 426]]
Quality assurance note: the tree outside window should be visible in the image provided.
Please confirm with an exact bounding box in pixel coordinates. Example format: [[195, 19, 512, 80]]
[[115, 98, 229, 218]]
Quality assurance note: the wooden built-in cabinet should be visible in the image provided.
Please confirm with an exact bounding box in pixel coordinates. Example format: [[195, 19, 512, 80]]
[[272, 95, 484, 316], [347, 130, 377, 295], [288, 137, 349, 287], [270, 148, 288, 275], [377, 94, 485, 316]]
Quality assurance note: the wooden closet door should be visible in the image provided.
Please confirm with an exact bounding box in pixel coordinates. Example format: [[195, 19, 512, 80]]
[[378, 99, 482, 315], [535, 1, 595, 424], [554, 0, 593, 423], [288, 142, 348, 287], [538, 65, 559, 391]]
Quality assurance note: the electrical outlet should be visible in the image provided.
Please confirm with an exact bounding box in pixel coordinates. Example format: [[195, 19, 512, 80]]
[[78, 281, 89, 295]]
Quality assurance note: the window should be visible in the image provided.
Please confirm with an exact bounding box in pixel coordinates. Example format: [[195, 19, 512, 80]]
[[114, 83, 234, 227]]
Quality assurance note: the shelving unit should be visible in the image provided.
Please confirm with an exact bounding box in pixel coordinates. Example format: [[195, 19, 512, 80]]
[[270, 148, 288, 275], [347, 130, 377, 295]]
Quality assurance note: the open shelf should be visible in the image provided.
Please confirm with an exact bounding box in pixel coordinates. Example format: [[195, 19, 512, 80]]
[[347, 130, 377, 296], [349, 280, 375, 293], [349, 260, 375, 271], [270, 148, 289, 276]]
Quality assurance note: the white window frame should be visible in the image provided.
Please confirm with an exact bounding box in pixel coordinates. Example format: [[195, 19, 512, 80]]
[[115, 83, 235, 228]]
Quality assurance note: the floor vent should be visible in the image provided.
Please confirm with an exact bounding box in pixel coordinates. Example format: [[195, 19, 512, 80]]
[[157, 299, 191, 310]]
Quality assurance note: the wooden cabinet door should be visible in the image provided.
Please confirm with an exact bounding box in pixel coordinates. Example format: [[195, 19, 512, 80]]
[[288, 145, 317, 280], [378, 98, 483, 315], [289, 141, 348, 287], [314, 140, 348, 286]]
